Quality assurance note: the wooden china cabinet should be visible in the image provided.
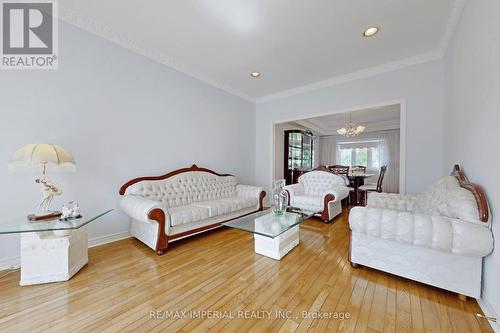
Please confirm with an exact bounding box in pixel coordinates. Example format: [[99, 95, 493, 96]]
[[284, 130, 314, 185]]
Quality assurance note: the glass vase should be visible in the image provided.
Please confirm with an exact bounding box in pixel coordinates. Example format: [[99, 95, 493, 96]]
[[272, 179, 289, 216]]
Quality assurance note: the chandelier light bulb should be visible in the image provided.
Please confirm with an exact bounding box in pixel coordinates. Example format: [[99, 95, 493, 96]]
[[337, 113, 366, 137]]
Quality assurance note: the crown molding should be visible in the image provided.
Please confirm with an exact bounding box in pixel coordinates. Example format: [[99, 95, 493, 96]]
[[256, 0, 465, 104], [439, 0, 466, 56], [293, 119, 324, 134], [255, 51, 441, 104], [59, 1, 464, 105], [59, 9, 255, 103]]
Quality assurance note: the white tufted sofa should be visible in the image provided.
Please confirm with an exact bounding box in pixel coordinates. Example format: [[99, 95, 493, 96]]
[[349, 165, 493, 299], [119, 165, 265, 254], [284, 168, 350, 222]]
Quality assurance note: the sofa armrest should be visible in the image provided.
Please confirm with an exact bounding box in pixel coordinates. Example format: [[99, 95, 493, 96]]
[[321, 186, 350, 202], [349, 206, 493, 258], [120, 195, 166, 223], [120, 195, 170, 254], [236, 185, 266, 211], [367, 192, 417, 212], [283, 183, 303, 197]]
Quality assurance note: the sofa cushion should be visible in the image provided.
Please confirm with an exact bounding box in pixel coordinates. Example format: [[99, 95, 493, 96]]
[[192, 200, 236, 217], [415, 176, 482, 223], [168, 205, 210, 227], [220, 197, 258, 211], [292, 195, 323, 211], [292, 185, 349, 212], [191, 197, 258, 218]]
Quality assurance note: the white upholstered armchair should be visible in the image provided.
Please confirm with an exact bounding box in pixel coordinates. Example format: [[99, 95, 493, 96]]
[[284, 168, 349, 222], [349, 165, 493, 299]]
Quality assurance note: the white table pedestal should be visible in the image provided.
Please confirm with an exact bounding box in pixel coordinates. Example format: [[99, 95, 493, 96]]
[[254, 225, 299, 260], [20, 227, 88, 286]]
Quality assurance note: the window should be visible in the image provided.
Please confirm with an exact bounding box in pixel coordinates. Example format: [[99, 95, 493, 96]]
[[355, 148, 368, 166], [339, 148, 352, 166], [337, 140, 381, 169]]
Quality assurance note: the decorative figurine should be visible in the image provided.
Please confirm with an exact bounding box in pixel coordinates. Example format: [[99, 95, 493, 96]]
[[35, 177, 62, 216], [60, 201, 82, 220]]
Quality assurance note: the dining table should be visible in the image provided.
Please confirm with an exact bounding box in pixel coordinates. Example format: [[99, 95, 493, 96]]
[[348, 172, 375, 205]]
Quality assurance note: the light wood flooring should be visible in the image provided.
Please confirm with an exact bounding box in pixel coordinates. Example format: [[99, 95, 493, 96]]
[[0, 209, 494, 332]]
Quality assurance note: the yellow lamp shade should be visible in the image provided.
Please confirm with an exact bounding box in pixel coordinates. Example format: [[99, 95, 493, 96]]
[[8, 143, 75, 172]]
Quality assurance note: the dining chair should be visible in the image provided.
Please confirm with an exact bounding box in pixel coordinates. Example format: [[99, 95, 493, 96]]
[[329, 165, 350, 175], [328, 165, 355, 204], [351, 165, 367, 173], [359, 165, 387, 206]]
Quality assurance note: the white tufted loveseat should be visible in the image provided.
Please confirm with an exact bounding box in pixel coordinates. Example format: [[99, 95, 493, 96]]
[[284, 168, 350, 222], [119, 165, 265, 254], [349, 165, 493, 299]]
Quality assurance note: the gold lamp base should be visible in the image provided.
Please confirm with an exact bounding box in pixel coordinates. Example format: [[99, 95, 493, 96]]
[[28, 211, 62, 222]]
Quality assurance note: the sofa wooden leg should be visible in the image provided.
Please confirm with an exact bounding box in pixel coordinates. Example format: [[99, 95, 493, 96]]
[[458, 294, 467, 301], [320, 211, 330, 223], [350, 262, 360, 268], [156, 242, 169, 255]]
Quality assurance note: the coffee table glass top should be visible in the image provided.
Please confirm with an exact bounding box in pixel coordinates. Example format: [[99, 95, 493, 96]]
[[223, 208, 314, 239], [0, 209, 113, 234]]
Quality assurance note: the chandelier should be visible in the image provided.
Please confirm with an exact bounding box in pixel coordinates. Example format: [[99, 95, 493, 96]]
[[336, 113, 366, 137]]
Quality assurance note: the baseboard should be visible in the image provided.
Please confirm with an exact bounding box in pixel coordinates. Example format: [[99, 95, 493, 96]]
[[0, 231, 132, 271], [478, 291, 500, 333], [0, 256, 21, 271], [88, 231, 132, 248]]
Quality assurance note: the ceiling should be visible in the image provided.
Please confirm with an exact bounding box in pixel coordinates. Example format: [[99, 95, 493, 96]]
[[293, 104, 400, 135], [60, 0, 461, 101]]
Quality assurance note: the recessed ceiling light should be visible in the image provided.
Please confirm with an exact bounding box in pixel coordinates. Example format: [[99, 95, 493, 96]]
[[250, 71, 261, 78], [363, 26, 379, 37]]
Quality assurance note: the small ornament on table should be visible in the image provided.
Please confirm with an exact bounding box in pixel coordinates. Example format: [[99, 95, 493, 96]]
[[60, 201, 82, 220]]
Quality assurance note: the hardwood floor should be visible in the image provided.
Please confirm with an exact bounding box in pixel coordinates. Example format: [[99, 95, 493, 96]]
[[0, 209, 493, 333]]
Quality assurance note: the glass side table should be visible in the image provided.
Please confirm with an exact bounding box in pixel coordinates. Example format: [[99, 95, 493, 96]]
[[0, 209, 112, 286]]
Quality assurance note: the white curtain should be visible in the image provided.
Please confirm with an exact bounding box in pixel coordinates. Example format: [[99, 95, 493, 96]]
[[313, 135, 321, 168], [376, 130, 400, 193], [319, 130, 400, 193], [320, 136, 337, 166]]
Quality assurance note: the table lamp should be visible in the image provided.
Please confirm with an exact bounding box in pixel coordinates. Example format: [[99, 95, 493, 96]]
[[8, 143, 75, 221]]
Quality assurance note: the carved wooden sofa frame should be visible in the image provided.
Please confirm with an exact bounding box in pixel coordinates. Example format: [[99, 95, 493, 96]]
[[119, 164, 266, 255]]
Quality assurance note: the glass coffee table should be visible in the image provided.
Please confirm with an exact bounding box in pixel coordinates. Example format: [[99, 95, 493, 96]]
[[0, 209, 112, 285], [223, 208, 314, 260]]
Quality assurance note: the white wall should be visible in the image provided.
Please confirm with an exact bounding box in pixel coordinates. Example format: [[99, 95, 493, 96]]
[[256, 60, 446, 196], [444, 0, 500, 326], [0, 22, 255, 265]]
